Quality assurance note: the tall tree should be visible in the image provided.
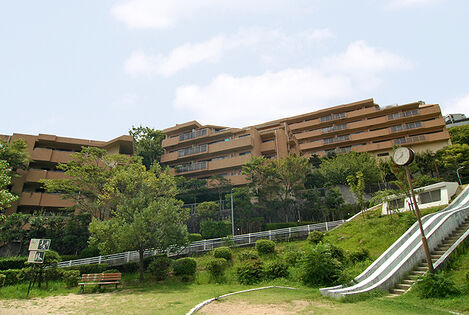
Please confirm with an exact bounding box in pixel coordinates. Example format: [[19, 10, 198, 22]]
[[448, 125, 469, 145], [89, 163, 189, 281], [347, 171, 366, 219], [318, 152, 381, 186], [0, 138, 30, 172], [0, 161, 18, 215], [41, 147, 134, 220], [129, 126, 165, 170]]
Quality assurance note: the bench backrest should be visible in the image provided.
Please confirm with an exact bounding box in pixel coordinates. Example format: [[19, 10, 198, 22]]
[[81, 273, 121, 282]]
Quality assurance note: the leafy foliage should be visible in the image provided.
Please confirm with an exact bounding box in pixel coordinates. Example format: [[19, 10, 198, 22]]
[[89, 162, 189, 281], [238, 250, 259, 261], [206, 257, 228, 281], [415, 272, 460, 298], [264, 260, 289, 279], [213, 247, 232, 261], [298, 243, 344, 286], [0, 160, 18, 212], [236, 259, 264, 284], [0, 256, 27, 270], [255, 239, 275, 255], [307, 230, 324, 244], [200, 220, 231, 239], [448, 124, 469, 145], [129, 126, 165, 170], [197, 201, 219, 220], [173, 257, 197, 276], [148, 255, 172, 281], [62, 270, 80, 288]]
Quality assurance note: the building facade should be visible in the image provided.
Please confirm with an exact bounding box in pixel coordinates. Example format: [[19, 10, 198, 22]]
[[0, 133, 134, 215], [161, 98, 450, 185]]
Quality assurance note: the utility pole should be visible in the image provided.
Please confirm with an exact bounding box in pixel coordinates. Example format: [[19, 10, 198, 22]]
[[230, 188, 235, 236]]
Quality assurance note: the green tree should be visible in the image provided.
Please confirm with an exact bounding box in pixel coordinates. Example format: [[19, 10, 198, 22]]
[[197, 201, 219, 220], [41, 147, 134, 220], [448, 124, 469, 145], [436, 143, 469, 183], [0, 138, 29, 172], [0, 212, 30, 253], [324, 187, 344, 221], [89, 163, 189, 281], [347, 171, 366, 219], [129, 126, 165, 170], [319, 152, 380, 186], [0, 161, 18, 214]]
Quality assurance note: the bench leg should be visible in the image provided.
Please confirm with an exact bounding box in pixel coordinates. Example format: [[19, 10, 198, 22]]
[[79, 285, 84, 294]]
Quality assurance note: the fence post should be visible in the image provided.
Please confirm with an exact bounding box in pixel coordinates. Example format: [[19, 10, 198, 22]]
[[269, 230, 272, 240], [289, 228, 291, 238], [69, 260, 72, 267], [98, 255, 102, 264], [203, 240, 206, 251], [249, 233, 251, 244], [308, 225, 311, 233], [325, 222, 329, 231], [126, 251, 130, 263]]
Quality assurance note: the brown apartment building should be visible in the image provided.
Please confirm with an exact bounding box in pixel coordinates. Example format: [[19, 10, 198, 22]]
[[161, 98, 450, 186], [0, 133, 134, 215]]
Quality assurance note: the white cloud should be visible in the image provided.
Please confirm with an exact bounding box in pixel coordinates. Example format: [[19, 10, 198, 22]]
[[111, 0, 296, 29], [442, 94, 469, 116], [124, 28, 333, 77], [386, 0, 444, 9], [173, 41, 412, 127]]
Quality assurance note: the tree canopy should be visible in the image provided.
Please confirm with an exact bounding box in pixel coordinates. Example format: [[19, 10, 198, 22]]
[[89, 162, 189, 281], [129, 126, 165, 170], [448, 124, 469, 145]]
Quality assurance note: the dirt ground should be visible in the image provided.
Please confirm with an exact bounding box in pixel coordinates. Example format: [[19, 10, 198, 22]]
[[198, 300, 332, 315], [0, 293, 110, 315]]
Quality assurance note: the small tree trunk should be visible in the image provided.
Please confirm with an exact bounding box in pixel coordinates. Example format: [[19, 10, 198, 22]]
[[138, 248, 144, 281]]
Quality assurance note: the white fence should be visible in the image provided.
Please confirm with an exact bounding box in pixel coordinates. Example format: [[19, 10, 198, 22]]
[[57, 219, 344, 268]]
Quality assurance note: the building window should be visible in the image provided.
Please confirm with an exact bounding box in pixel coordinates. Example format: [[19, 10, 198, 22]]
[[405, 121, 422, 129], [320, 112, 346, 122], [390, 125, 404, 132], [179, 128, 207, 141], [388, 109, 419, 120], [239, 134, 249, 138], [321, 123, 347, 133], [389, 198, 404, 209], [176, 161, 207, 173], [323, 135, 350, 144], [377, 152, 389, 157], [239, 151, 251, 156], [419, 189, 441, 204], [178, 144, 207, 157]]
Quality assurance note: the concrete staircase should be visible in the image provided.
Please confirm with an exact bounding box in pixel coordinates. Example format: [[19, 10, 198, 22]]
[[389, 216, 469, 296]]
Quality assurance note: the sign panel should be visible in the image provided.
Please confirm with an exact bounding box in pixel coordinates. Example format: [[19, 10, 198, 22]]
[[29, 239, 51, 251], [28, 251, 45, 264]]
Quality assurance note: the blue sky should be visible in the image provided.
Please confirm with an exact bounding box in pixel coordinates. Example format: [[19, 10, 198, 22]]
[[1, 0, 468, 141]]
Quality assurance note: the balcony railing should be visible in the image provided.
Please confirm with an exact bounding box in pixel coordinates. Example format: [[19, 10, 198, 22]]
[[178, 144, 207, 157], [322, 123, 347, 134], [394, 135, 426, 145], [176, 161, 207, 173], [320, 112, 345, 122], [388, 109, 418, 120], [179, 129, 208, 141]]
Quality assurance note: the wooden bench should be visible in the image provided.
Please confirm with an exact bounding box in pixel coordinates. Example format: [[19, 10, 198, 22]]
[[78, 273, 121, 293]]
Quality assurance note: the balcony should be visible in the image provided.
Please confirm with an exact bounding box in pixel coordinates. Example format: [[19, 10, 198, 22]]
[[25, 170, 67, 182], [18, 192, 74, 207]]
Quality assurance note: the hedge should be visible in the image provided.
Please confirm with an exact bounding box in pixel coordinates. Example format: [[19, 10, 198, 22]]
[[0, 256, 27, 271], [63, 263, 110, 274], [200, 220, 231, 239], [173, 258, 197, 276]]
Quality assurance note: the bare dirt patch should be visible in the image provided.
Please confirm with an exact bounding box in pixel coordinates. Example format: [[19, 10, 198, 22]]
[[198, 300, 334, 315]]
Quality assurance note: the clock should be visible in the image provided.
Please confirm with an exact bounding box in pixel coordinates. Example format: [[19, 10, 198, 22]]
[[393, 147, 414, 166]]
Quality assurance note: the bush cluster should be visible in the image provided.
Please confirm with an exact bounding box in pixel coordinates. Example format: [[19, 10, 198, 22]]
[[348, 248, 370, 263], [62, 270, 80, 288], [255, 240, 275, 255], [0, 256, 27, 270], [213, 247, 232, 261], [264, 260, 289, 279], [200, 220, 231, 239], [64, 263, 110, 275], [307, 231, 324, 244], [148, 255, 172, 281], [0, 274, 5, 287], [238, 250, 259, 261], [283, 248, 303, 267], [415, 272, 460, 298], [237, 259, 264, 285], [188, 233, 203, 242], [173, 258, 197, 276], [206, 258, 228, 281], [298, 243, 343, 286]]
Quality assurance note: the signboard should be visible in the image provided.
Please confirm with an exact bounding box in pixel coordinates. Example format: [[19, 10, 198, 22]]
[[29, 239, 51, 251], [27, 251, 45, 264]]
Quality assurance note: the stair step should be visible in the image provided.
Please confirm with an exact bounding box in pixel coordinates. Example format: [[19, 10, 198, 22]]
[[433, 251, 445, 255], [396, 283, 412, 289], [415, 266, 427, 271], [390, 288, 406, 294], [387, 293, 401, 298], [410, 270, 425, 275], [402, 279, 416, 284]]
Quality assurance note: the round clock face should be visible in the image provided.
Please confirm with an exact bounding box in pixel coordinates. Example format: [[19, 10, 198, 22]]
[[393, 147, 413, 166]]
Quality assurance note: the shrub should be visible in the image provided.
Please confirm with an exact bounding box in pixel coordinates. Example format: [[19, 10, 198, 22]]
[[103, 269, 120, 274], [329, 244, 346, 263], [0, 274, 5, 287], [62, 270, 80, 288], [307, 231, 324, 244], [200, 220, 231, 239], [173, 257, 197, 276], [255, 239, 275, 255], [299, 243, 343, 286], [349, 248, 370, 264], [237, 259, 264, 285], [0, 269, 21, 286], [283, 248, 303, 267], [206, 258, 228, 281], [148, 255, 172, 281], [264, 260, 289, 279], [116, 262, 139, 273], [415, 272, 460, 298], [0, 256, 27, 270], [238, 250, 259, 261], [189, 233, 203, 242], [213, 247, 232, 261]]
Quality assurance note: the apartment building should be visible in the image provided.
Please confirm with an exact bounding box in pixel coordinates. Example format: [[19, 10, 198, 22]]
[[161, 98, 450, 185], [0, 133, 134, 215]]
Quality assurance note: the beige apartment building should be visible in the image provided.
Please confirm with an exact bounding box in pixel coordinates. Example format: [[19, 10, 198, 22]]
[[161, 98, 450, 186], [0, 133, 134, 215]]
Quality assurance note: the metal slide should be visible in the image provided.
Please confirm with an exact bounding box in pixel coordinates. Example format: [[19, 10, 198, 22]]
[[321, 186, 469, 299]]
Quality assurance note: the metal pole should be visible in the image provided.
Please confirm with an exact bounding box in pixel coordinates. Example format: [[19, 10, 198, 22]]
[[231, 189, 235, 236], [457, 166, 464, 185], [405, 165, 434, 273]]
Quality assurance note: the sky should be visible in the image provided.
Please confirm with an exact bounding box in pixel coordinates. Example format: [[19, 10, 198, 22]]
[[1, 0, 468, 141]]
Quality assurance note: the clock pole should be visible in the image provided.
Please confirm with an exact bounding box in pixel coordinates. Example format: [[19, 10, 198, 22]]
[[404, 163, 434, 273]]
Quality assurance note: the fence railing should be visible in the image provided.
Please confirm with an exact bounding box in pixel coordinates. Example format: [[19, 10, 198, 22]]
[[56, 219, 345, 268]]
